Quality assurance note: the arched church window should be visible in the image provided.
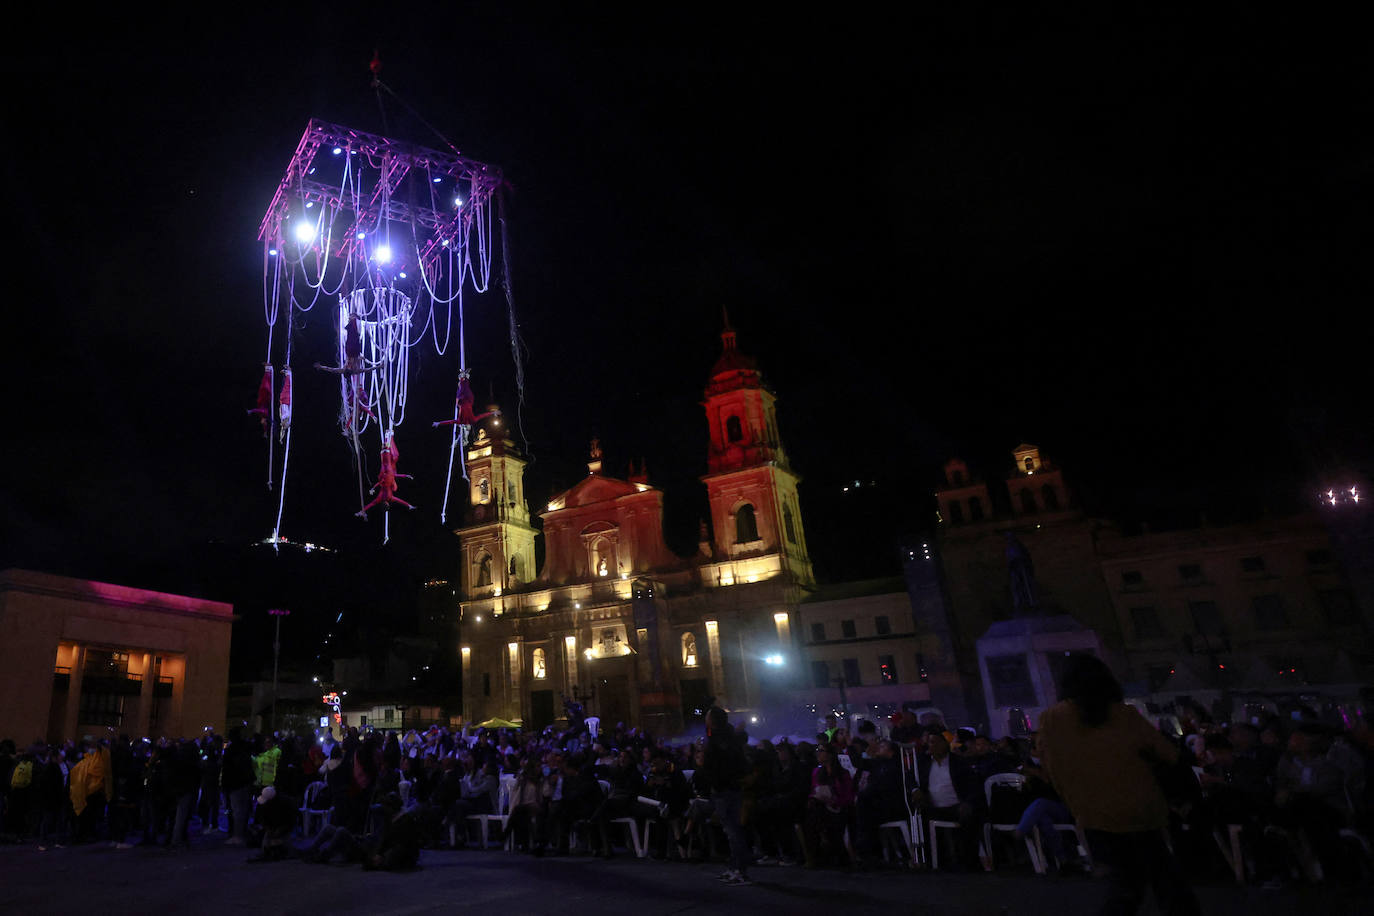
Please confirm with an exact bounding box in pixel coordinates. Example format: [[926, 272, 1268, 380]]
[[532, 648, 547, 679], [1024, 456, 1035, 472], [1042, 484, 1060, 510], [968, 496, 984, 521], [726, 415, 744, 443], [681, 632, 698, 667], [784, 504, 797, 544], [1020, 489, 1037, 514], [509, 555, 525, 581], [735, 504, 760, 543], [507, 480, 517, 505], [597, 557, 608, 577], [477, 477, 490, 504], [476, 553, 492, 587]]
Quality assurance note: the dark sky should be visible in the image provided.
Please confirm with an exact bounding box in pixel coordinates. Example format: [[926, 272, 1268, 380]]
[[3, 9, 1371, 671]]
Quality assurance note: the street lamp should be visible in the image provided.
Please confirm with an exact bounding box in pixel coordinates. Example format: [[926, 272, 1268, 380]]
[[268, 609, 290, 733]]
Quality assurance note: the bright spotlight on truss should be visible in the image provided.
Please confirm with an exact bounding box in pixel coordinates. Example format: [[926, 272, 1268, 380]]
[[257, 119, 502, 278]]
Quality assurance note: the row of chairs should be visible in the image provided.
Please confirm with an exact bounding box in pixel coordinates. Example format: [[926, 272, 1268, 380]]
[[462, 776, 657, 856], [877, 746, 1088, 874]]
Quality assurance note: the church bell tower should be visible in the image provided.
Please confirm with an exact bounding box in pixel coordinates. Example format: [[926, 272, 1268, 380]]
[[455, 411, 538, 598], [701, 320, 813, 585]]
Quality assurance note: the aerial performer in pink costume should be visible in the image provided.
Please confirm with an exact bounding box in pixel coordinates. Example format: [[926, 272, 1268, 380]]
[[432, 369, 500, 429], [357, 433, 414, 518]]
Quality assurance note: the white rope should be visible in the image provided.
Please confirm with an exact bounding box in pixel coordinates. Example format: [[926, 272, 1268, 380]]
[[273, 425, 291, 544]]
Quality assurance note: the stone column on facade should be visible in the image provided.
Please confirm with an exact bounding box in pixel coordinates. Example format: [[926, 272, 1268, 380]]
[[507, 639, 523, 723], [460, 646, 472, 726], [134, 651, 155, 738], [704, 620, 725, 706], [63, 645, 86, 742], [563, 633, 577, 698]]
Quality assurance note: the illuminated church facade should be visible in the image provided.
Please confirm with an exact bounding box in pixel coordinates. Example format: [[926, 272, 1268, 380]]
[[455, 326, 817, 733]]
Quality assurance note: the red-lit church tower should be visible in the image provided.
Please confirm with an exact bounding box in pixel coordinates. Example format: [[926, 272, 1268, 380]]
[[701, 321, 814, 586]]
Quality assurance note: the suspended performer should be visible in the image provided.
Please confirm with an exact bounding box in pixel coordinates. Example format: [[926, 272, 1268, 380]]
[[246, 364, 273, 437], [357, 433, 415, 518], [432, 369, 500, 428], [278, 367, 292, 442], [315, 311, 379, 430]]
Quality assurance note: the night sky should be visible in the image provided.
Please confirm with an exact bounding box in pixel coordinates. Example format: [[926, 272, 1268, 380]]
[[3, 9, 1370, 675]]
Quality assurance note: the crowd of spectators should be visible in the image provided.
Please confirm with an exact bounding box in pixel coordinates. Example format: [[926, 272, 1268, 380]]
[[1, 698, 1370, 891]]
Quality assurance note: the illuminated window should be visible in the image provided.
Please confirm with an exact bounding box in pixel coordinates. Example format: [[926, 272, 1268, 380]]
[[681, 632, 698, 667], [532, 648, 547, 679], [735, 504, 759, 544], [477, 477, 490, 504], [726, 415, 744, 443], [879, 654, 897, 684]]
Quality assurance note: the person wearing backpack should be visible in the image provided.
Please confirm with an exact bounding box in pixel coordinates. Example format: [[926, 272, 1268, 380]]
[[7, 747, 36, 836], [703, 706, 752, 886]]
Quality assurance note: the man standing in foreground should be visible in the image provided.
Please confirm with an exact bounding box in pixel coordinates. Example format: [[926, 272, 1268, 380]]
[[703, 706, 752, 886]]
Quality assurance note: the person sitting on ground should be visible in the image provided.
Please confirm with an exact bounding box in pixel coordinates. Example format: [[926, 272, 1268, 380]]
[[247, 786, 296, 863]]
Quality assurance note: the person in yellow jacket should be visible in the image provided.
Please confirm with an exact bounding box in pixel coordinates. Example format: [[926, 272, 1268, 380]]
[[253, 736, 281, 791], [1039, 655, 1198, 915], [69, 736, 113, 843]]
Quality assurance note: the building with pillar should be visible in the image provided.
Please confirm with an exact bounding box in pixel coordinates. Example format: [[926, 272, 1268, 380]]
[[0, 569, 234, 743], [456, 325, 816, 734]]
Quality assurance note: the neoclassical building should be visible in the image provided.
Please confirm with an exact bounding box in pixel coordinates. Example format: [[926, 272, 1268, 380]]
[[457, 326, 816, 733]]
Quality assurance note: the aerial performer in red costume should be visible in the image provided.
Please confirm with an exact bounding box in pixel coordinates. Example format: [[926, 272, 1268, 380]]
[[315, 311, 379, 429], [432, 369, 500, 428], [246, 364, 273, 436], [356, 433, 414, 518]]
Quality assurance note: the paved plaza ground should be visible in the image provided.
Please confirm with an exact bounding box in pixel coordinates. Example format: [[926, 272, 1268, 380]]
[[2, 831, 1371, 916]]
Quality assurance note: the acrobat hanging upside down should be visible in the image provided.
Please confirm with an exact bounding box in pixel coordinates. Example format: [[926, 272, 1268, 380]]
[[315, 311, 379, 430], [432, 369, 500, 429], [356, 432, 415, 519], [246, 363, 273, 437]]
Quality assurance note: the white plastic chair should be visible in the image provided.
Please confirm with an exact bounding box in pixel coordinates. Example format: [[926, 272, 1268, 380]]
[[982, 773, 1040, 870], [298, 781, 329, 837], [879, 744, 924, 866], [466, 777, 512, 849]]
